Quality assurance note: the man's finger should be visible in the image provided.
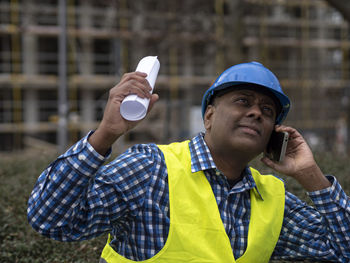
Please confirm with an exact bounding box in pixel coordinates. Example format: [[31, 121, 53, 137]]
[[147, 94, 159, 113]]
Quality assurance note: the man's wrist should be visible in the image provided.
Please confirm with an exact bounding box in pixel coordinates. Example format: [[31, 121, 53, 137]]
[[88, 127, 121, 156], [294, 164, 331, 192]]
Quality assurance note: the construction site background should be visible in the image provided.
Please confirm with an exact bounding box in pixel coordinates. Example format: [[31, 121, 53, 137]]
[[1, 0, 350, 156]]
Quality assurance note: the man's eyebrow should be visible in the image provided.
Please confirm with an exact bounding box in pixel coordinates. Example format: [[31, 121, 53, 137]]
[[234, 91, 276, 106], [234, 91, 254, 96], [261, 97, 276, 107]]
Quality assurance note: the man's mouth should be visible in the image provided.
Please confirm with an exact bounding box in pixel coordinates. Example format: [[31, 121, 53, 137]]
[[238, 124, 261, 136]]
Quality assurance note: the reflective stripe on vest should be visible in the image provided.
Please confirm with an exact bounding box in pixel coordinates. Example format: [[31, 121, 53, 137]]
[[101, 140, 285, 263]]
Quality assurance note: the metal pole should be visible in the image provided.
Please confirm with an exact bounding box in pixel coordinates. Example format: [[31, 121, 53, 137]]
[[58, 0, 68, 153]]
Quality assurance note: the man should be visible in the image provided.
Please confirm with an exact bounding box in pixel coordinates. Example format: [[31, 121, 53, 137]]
[[28, 62, 350, 262]]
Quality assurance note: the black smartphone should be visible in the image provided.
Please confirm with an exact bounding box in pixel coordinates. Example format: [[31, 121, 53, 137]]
[[265, 131, 289, 162]]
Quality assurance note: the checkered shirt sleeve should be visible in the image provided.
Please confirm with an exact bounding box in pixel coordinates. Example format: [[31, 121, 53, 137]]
[[273, 176, 350, 262], [27, 131, 162, 242]]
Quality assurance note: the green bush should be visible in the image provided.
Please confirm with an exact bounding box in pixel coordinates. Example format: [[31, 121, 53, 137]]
[[0, 150, 348, 262], [0, 151, 105, 263], [251, 152, 350, 203]]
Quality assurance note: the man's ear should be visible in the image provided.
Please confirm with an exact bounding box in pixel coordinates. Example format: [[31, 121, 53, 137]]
[[204, 105, 215, 131]]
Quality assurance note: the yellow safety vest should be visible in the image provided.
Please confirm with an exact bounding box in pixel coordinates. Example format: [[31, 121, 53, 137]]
[[101, 141, 285, 263]]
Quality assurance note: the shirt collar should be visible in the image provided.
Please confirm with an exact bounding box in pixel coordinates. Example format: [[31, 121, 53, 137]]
[[189, 133, 263, 200], [189, 133, 216, 173]]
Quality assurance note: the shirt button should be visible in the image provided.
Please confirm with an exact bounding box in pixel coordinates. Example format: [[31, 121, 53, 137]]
[[78, 154, 85, 161]]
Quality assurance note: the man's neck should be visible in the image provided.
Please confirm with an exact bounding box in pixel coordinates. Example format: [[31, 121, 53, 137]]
[[203, 133, 254, 181], [210, 152, 248, 182]]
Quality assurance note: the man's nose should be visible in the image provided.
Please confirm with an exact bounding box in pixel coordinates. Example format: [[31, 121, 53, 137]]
[[247, 104, 262, 120]]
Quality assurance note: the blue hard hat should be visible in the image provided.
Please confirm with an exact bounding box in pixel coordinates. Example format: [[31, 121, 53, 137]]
[[201, 61, 290, 124]]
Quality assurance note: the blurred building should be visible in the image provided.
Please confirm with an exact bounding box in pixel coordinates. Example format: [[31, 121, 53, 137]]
[[0, 0, 349, 153]]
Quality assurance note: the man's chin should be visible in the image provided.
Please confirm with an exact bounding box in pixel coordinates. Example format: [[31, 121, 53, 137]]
[[230, 138, 265, 156]]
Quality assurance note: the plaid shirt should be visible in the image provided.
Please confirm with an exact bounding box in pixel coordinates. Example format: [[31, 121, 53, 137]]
[[28, 132, 350, 262]]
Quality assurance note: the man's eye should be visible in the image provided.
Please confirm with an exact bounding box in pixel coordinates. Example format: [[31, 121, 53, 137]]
[[236, 98, 248, 104], [262, 106, 274, 115]]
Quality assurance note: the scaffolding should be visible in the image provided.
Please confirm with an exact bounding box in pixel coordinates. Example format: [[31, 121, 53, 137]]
[[243, 0, 350, 151], [0, 0, 349, 153]]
